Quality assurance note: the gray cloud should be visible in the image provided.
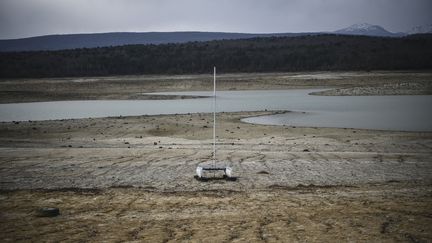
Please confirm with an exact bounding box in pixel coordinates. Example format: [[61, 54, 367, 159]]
[[0, 0, 431, 39]]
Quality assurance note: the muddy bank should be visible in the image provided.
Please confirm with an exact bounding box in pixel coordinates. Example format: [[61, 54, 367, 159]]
[[311, 80, 432, 96], [0, 110, 431, 241], [1, 71, 432, 103]]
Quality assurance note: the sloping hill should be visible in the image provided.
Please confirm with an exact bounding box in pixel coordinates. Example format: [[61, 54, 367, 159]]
[[0, 31, 311, 52], [0, 23, 415, 52]]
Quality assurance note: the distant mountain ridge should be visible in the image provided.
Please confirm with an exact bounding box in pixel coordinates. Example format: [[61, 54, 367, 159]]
[[407, 24, 432, 34], [335, 23, 404, 37], [0, 23, 429, 52], [0, 31, 315, 52]]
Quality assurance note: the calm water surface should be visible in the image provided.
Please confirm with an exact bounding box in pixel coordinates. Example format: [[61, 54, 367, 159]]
[[0, 89, 431, 131]]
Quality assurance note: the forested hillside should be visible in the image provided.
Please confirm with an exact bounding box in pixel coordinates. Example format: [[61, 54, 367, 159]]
[[1, 34, 431, 78]]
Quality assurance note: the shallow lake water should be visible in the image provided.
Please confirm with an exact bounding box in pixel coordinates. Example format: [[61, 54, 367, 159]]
[[0, 89, 431, 131]]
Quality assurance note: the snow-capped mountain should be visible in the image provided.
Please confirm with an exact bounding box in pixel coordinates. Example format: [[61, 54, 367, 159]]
[[335, 23, 403, 37], [407, 24, 432, 34]]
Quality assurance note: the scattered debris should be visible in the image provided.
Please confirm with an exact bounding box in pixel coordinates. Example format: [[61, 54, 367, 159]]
[[257, 171, 270, 174]]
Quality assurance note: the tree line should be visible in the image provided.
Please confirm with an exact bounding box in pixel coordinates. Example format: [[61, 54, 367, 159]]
[[0, 34, 431, 78]]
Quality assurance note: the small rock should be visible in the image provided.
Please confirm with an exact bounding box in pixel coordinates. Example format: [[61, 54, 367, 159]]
[[36, 207, 60, 217]]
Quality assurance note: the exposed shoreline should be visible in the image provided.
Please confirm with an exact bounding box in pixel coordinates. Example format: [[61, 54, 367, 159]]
[[1, 110, 431, 191]]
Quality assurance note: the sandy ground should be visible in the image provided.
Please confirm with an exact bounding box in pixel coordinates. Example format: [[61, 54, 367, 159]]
[[1, 184, 431, 242], [1, 71, 432, 241], [1, 111, 432, 190]]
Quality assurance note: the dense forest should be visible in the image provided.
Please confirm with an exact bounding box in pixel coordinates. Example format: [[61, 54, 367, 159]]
[[0, 34, 431, 78]]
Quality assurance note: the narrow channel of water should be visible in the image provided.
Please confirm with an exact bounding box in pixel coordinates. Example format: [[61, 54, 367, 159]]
[[0, 89, 431, 131]]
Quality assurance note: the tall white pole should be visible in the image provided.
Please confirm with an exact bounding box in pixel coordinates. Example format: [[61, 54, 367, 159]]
[[213, 66, 216, 168]]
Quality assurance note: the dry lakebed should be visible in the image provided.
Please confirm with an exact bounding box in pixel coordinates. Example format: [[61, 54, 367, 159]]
[[0, 71, 431, 242]]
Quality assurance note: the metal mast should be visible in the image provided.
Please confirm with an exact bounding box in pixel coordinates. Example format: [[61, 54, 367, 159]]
[[213, 66, 216, 168]]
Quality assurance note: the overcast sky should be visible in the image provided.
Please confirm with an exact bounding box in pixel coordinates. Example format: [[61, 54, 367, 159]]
[[0, 0, 431, 39]]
